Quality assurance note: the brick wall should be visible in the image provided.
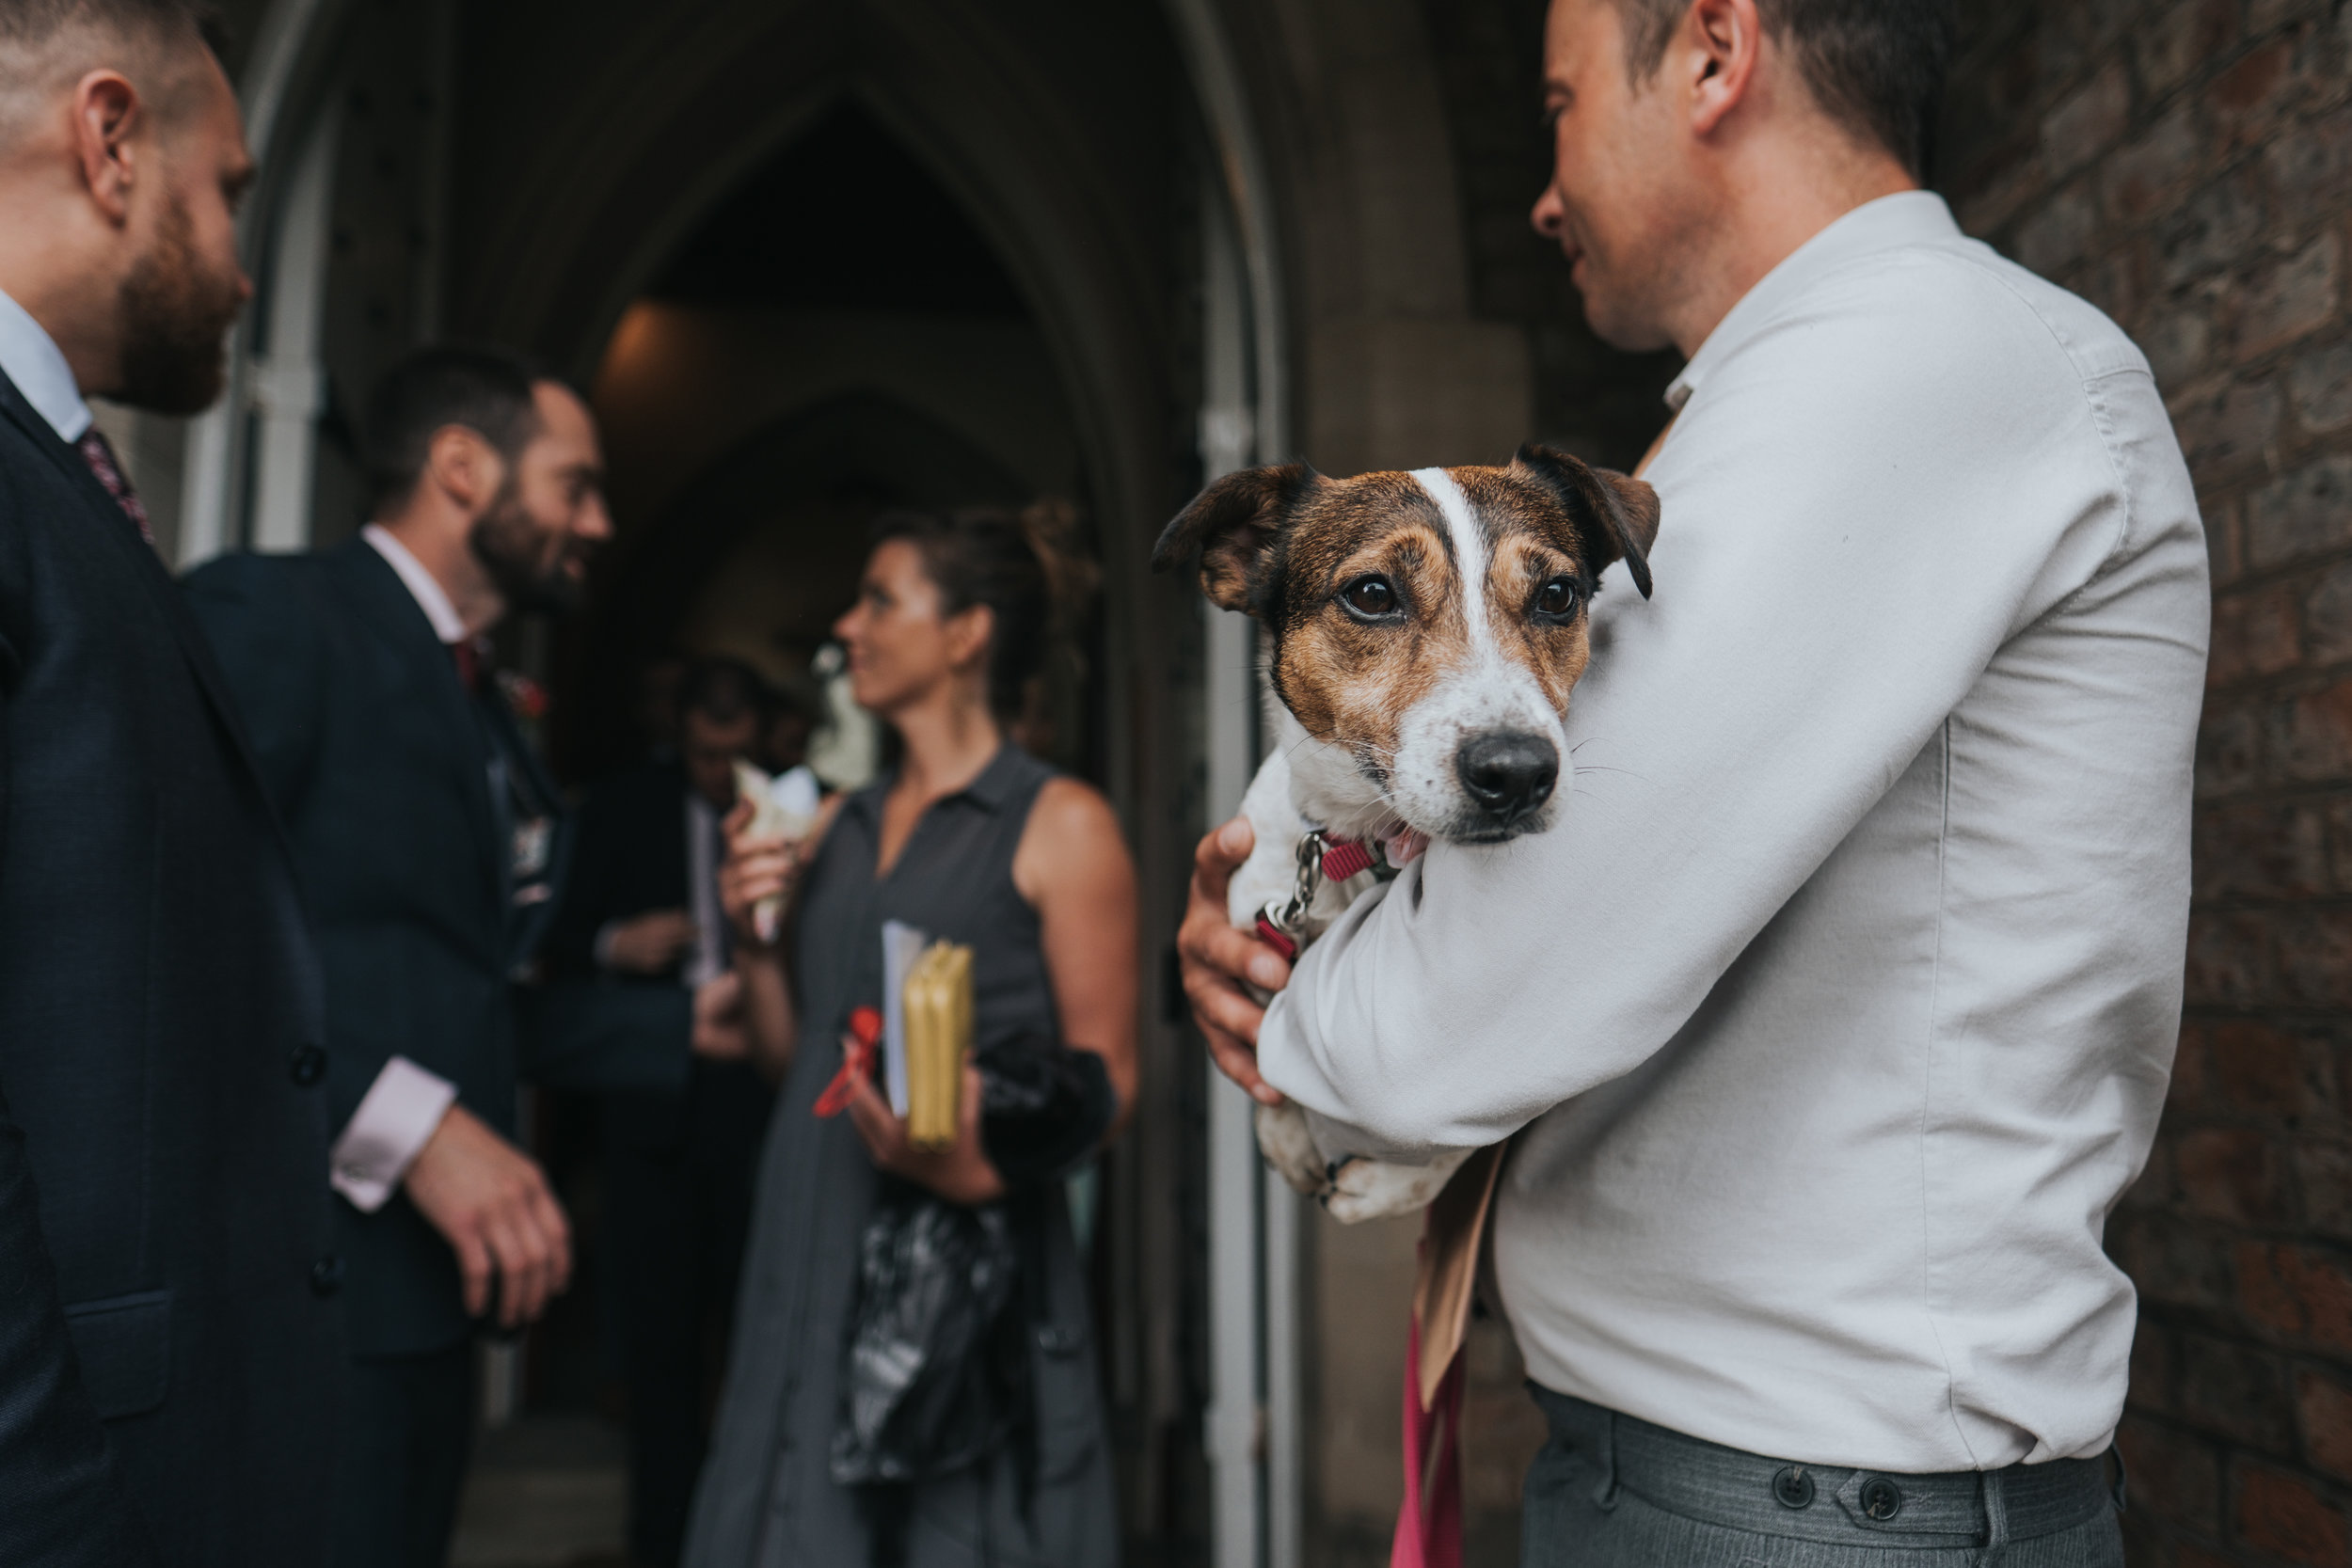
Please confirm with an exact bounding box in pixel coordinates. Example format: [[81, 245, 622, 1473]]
[[1945, 2, 2352, 1563]]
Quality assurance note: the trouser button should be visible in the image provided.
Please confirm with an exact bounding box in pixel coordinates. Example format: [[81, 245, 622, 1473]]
[[310, 1255, 344, 1297], [1772, 1466, 1815, 1509]]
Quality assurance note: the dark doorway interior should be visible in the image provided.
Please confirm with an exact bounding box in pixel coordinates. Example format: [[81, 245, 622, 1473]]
[[491, 95, 1102, 1563]]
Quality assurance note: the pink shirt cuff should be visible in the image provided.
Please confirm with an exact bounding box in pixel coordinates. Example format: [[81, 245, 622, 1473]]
[[330, 1056, 457, 1212]]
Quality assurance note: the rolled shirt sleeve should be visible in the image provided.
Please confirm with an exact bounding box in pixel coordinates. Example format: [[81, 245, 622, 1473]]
[[329, 1056, 457, 1212]]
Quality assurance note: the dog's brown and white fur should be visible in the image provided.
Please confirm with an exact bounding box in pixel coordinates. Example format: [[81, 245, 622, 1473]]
[[1155, 446, 1659, 1221]]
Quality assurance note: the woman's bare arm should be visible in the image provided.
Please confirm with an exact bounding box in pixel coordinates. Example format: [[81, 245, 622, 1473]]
[[1011, 778, 1141, 1134], [717, 795, 842, 1084]]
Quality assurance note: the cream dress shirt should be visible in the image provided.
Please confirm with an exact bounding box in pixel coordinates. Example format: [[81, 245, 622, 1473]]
[[1262, 193, 2210, 1471]]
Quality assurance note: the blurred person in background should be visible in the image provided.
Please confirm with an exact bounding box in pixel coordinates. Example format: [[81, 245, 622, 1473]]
[[185, 344, 611, 1568], [548, 655, 777, 1568], [0, 3, 343, 1560], [686, 506, 1135, 1568], [761, 683, 812, 775]]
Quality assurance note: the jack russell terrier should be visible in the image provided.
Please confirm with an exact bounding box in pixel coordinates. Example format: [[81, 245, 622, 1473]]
[[1154, 445, 1659, 1222]]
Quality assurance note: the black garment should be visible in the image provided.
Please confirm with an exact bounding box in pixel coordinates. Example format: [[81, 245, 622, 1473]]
[[686, 744, 1115, 1568], [550, 759, 773, 1566], [605, 1068, 770, 1566], [331, 1345, 477, 1568], [184, 536, 567, 1357], [0, 369, 342, 1567]]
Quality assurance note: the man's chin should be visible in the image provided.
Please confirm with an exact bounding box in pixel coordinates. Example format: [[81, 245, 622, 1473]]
[[1578, 285, 1675, 356]]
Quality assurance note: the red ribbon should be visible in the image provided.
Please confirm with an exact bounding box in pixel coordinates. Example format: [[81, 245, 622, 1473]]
[[1391, 1309, 1467, 1568], [813, 1006, 884, 1117]]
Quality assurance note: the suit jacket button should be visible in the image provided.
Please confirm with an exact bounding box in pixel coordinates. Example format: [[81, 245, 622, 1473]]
[[290, 1044, 327, 1086], [310, 1256, 344, 1297]]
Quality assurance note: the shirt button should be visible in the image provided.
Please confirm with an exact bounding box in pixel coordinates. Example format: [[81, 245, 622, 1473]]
[[1772, 1466, 1814, 1509], [289, 1044, 327, 1086], [1860, 1476, 1903, 1521], [310, 1256, 344, 1297]]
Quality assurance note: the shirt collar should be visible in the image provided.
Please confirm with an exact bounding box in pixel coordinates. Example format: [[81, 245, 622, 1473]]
[[0, 288, 93, 442], [362, 523, 471, 645], [849, 743, 1022, 824], [1665, 190, 1963, 412]]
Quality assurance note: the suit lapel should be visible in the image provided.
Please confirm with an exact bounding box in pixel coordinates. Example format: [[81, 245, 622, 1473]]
[[0, 373, 300, 866], [325, 540, 504, 897]]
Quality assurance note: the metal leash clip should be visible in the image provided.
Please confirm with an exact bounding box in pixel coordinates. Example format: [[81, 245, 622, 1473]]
[[1254, 829, 1335, 962]]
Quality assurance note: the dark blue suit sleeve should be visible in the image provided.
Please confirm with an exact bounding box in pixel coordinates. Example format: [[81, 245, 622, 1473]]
[[0, 476, 159, 1565], [180, 554, 327, 819]]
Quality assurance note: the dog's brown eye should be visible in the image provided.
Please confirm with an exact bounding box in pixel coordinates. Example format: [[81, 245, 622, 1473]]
[[1534, 577, 1581, 619], [1341, 576, 1399, 619]]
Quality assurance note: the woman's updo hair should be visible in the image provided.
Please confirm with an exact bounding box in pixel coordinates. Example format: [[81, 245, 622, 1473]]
[[870, 499, 1099, 722]]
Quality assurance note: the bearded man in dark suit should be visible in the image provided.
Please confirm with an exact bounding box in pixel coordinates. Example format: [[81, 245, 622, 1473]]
[[0, 4, 343, 1564], [185, 343, 609, 1568]]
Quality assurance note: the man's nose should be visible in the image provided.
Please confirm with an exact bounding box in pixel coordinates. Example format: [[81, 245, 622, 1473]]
[[1532, 184, 1564, 239], [1455, 731, 1559, 825]]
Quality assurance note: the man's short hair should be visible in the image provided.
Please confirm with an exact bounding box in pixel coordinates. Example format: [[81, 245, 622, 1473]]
[[0, 1, 228, 140], [678, 658, 771, 729], [1609, 0, 1954, 178], [362, 344, 550, 511]]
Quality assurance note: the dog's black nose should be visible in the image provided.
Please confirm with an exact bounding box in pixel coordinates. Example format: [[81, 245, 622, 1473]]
[[1455, 732, 1559, 825]]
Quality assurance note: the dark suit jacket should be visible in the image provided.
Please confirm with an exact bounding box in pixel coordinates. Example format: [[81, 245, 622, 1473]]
[[184, 537, 565, 1358], [0, 371, 342, 1567], [545, 760, 704, 1129], [546, 759, 774, 1154]]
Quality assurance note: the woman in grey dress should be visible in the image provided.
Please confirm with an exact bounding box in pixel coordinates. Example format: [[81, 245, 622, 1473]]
[[685, 506, 1137, 1568]]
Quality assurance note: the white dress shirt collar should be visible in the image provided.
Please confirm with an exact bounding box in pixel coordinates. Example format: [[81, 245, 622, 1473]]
[[0, 287, 94, 442], [1666, 190, 1962, 412], [361, 523, 470, 645]]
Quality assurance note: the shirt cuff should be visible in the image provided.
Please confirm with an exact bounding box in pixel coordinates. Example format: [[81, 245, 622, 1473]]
[[330, 1056, 458, 1212]]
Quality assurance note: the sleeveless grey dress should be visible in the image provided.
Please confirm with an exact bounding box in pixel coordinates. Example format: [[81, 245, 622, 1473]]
[[684, 745, 1117, 1568]]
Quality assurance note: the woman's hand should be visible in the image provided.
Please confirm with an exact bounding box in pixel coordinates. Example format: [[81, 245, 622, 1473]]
[[718, 799, 802, 951], [845, 1060, 1005, 1206]]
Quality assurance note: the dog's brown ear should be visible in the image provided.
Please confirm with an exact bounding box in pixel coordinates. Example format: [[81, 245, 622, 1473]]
[[1151, 463, 1317, 614], [1513, 443, 1660, 600]]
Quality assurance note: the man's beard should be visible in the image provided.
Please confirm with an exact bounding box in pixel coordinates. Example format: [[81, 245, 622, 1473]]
[[469, 482, 588, 615], [115, 193, 244, 415]]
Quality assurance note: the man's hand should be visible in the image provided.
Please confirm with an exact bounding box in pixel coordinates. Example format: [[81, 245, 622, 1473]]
[[1178, 816, 1295, 1106], [604, 909, 696, 974], [691, 972, 749, 1061], [402, 1104, 573, 1328]]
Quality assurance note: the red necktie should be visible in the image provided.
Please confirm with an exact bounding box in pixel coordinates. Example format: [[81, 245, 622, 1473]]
[[451, 638, 483, 694], [75, 428, 154, 547]]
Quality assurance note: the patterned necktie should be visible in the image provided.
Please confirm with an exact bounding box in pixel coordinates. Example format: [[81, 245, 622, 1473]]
[[75, 428, 154, 547]]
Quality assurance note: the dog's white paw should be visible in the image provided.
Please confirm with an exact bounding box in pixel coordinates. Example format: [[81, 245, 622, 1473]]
[[1322, 1146, 1477, 1225], [1254, 1101, 1330, 1197]]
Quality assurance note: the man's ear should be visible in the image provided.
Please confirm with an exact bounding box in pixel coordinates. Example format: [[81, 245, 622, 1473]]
[[72, 71, 143, 224], [1512, 443, 1660, 600], [1150, 462, 1316, 615], [425, 423, 504, 515]]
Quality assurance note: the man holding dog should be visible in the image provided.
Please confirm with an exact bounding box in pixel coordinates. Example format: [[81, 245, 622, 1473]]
[[1179, 1, 2206, 1564]]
